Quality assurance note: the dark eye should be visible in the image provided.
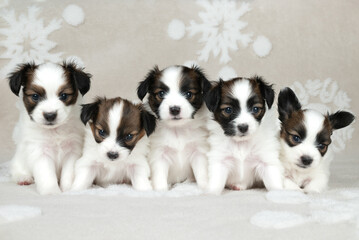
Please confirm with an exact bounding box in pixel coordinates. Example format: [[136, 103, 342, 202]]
[[317, 143, 326, 150], [185, 91, 193, 99], [157, 91, 165, 99], [98, 129, 106, 138], [292, 135, 301, 143], [59, 93, 68, 101], [223, 107, 233, 114], [252, 107, 260, 114], [31, 94, 39, 102], [124, 134, 133, 141]]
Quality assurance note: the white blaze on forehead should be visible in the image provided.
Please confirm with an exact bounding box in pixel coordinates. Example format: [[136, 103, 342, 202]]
[[161, 66, 182, 92], [108, 101, 124, 138], [33, 63, 66, 93], [303, 110, 325, 143], [230, 79, 252, 111]]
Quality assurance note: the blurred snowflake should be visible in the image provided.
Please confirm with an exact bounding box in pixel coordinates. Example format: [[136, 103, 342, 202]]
[[0, 6, 62, 78], [291, 78, 354, 152]]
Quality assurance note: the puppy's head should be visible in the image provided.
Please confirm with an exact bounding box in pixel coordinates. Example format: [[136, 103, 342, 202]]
[[137, 65, 211, 126], [205, 76, 274, 141], [278, 87, 355, 169], [81, 97, 156, 161], [8, 61, 91, 128]]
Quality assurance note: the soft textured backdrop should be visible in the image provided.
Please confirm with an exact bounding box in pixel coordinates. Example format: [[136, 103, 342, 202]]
[[0, 1, 358, 239]]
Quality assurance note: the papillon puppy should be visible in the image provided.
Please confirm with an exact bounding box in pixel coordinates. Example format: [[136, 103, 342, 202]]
[[137, 65, 212, 191], [205, 76, 283, 195], [71, 97, 156, 191], [278, 87, 355, 193], [8, 61, 91, 194]]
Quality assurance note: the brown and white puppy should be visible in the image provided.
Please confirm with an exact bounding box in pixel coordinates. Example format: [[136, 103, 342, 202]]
[[71, 97, 156, 191], [8, 61, 91, 194], [137, 65, 211, 191], [278, 87, 355, 193]]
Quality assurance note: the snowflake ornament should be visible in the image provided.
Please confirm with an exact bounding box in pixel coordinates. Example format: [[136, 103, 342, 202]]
[[291, 79, 354, 152], [0, 6, 62, 78], [187, 0, 253, 64]]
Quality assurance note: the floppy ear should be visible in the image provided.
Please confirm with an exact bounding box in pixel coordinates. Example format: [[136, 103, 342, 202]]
[[190, 65, 212, 96], [80, 99, 101, 125], [277, 87, 302, 123], [328, 111, 355, 130], [205, 79, 223, 112], [255, 76, 275, 109], [8, 62, 37, 96], [62, 61, 92, 96], [140, 109, 157, 136], [137, 66, 160, 101]]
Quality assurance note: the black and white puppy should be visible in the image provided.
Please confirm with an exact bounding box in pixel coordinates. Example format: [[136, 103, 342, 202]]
[[137, 65, 211, 191], [278, 87, 355, 193], [8, 61, 91, 194], [71, 97, 156, 191], [205, 77, 283, 194]]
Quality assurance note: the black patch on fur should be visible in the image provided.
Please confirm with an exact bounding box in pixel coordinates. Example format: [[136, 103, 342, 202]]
[[8, 62, 37, 96], [141, 110, 157, 136], [81, 100, 100, 125], [205, 79, 223, 112], [278, 87, 302, 123], [328, 111, 355, 130], [254, 76, 275, 109], [137, 66, 161, 100], [62, 61, 92, 96]]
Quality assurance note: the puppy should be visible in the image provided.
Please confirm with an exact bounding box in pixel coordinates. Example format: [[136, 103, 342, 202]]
[[137, 65, 211, 191], [8, 61, 91, 194], [205, 76, 283, 195], [278, 87, 355, 193], [71, 97, 156, 191]]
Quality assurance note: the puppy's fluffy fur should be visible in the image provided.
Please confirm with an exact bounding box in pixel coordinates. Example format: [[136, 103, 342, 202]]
[[8, 62, 91, 195], [205, 77, 283, 194], [278, 87, 355, 193], [137, 65, 211, 191], [71, 97, 156, 191]]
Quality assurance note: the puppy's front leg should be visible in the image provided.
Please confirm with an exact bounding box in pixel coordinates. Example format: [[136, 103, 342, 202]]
[[130, 164, 152, 191], [71, 164, 97, 191], [151, 160, 169, 191], [207, 161, 229, 195], [303, 173, 328, 193], [283, 177, 302, 191], [11, 145, 34, 185], [33, 158, 61, 195], [60, 153, 80, 192], [190, 152, 208, 190], [262, 165, 283, 191]]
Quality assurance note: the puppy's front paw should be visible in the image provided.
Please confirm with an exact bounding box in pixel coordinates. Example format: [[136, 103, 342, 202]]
[[60, 181, 73, 192], [37, 185, 61, 195], [13, 174, 34, 186], [133, 181, 153, 191], [153, 182, 168, 191]]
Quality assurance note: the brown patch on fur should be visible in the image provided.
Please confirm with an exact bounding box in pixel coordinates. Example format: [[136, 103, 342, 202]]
[[57, 73, 79, 106], [280, 110, 306, 147], [315, 116, 332, 156], [22, 70, 44, 114]]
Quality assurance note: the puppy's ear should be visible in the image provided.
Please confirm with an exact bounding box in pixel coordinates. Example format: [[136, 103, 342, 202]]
[[62, 61, 92, 96], [328, 111, 355, 130], [278, 87, 302, 122], [8, 62, 37, 96], [80, 98, 101, 125], [191, 65, 212, 96], [254, 76, 275, 109], [140, 108, 157, 136], [137, 66, 160, 101], [205, 79, 223, 112]]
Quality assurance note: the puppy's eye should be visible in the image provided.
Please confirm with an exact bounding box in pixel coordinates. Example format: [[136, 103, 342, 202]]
[[292, 135, 301, 143], [124, 134, 133, 141], [98, 129, 106, 138], [59, 93, 68, 101], [317, 143, 327, 150], [32, 94, 40, 102], [157, 91, 165, 99], [224, 107, 233, 114], [185, 91, 193, 99], [252, 107, 260, 114]]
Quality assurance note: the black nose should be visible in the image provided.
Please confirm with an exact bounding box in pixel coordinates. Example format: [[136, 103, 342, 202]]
[[107, 152, 119, 160], [301, 155, 313, 166], [43, 112, 57, 122], [237, 124, 249, 133], [169, 106, 181, 116]]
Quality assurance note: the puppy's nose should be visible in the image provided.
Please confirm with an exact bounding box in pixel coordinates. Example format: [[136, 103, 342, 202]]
[[43, 112, 57, 122], [237, 124, 249, 133], [169, 106, 181, 116], [301, 155, 313, 166], [107, 151, 119, 160]]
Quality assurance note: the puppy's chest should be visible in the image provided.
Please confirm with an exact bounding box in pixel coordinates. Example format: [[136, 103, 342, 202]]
[[227, 141, 262, 167], [285, 169, 312, 188]]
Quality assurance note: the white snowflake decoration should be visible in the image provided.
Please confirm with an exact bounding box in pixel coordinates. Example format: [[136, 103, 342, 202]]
[[0, 6, 62, 78], [187, 0, 253, 64], [291, 78, 354, 152]]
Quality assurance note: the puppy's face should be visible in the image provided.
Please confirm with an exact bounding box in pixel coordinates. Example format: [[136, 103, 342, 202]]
[[8, 62, 91, 128], [81, 97, 156, 161], [137, 65, 211, 126], [278, 87, 355, 170], [205, 77, 274, 141]]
